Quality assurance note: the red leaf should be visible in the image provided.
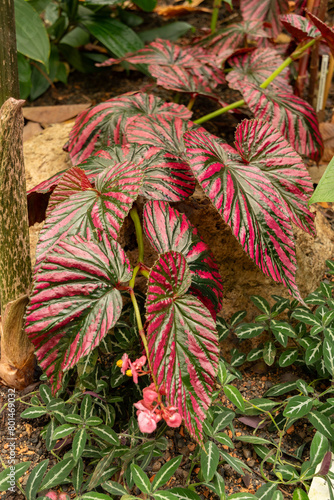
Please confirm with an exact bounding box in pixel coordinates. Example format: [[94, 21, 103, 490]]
[[307, 10, 334, 55], [240, 0, 290, 37], [281, 13, 321, 41]]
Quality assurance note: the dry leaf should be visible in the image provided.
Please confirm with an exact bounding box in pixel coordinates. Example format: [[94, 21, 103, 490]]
[[320, 121, 334, 162], [155, 0, 211, 18], [23, 103, 91, 124]]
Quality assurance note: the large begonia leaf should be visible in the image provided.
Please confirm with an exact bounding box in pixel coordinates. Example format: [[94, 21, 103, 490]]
[[145, 251, 219, 439], [240, 0, 289, 37], [143, 200, 223, 317], [26, 234, 132, 392], [27, 171, 66, 226], [149, 65, 225, 101], [227, 48, 292, 93], [243, 84, 323, 162], [235, 120, 315, 234], [184, 122, 304, 300], [67, 93, 192, 165], [307, 10, 334, 55], [281, 14, 321, 41], [35, 162, 143, 265]]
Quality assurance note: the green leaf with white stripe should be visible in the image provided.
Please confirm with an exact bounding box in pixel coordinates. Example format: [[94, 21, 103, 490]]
[[81, 493, 114, 500], [102, 480, 129, 495], [212, 472, 226, 499], [308, 411, 334, 440], [86, 416, 103, 426], [310, 431, 329, 466], [320, 282, 332, 298], [220, 450, 249, 475], [168, 488, 202, 500], [87, 452, 115, 490], [81, 394, 92, 420], [275, 464, 299, 481], [39, 384, 52, 405], [230, 310, 247, 327], [65, 413, 83, 424], [263, 341, 276, 366], [21, 407, 47, 418], [217, 360, 228, 385], [323, 310, 334, 326], [25, 459, 49, 500], [305, 340, 322, 365], [250, 295, 270, 314], [255, 481, 278, 499], [283, 396, 313, 419], [154, 492, 179, 500], [131, 464, 151, 494], [45, 418, 57, 451], [47, 398, 66, 411], [272, 493, 283, 500], [243, 398, 278, 416], [214, 433, 234, 448], [224, 385, 245, 411], [152, 455, 182, 491], [298, 337, 313, 349], [72, 458, 84, 494], [265, 381, 297, 397], [310, 324, 324, 336], [237, 435, 272, 445], [0, 462, 31, 491], [235, 324, 264, 339], [228, 494, 257, 499], [92, 425, 119, 445], [53, 424, 77, 440], [272, 328, 287, 347], [212, 410, 235, 433], [253, 445, 276, 464], [38, 458, 74, 491], [230, 350, 246, 367], [323, 337, 334, 375], [271, 320, 296, 338], [278, 349, 299, 367], [201, 441, 220, 481], [247, 348, 264, 362], [291, 309, 320, 326], [292, 489, 309, 500], [73, 428, 87, 462]]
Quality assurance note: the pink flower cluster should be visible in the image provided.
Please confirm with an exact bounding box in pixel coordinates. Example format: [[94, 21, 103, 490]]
[[134, 383, 182, 433], [45, 492, 69, 500], [117, 353, 147, 383]]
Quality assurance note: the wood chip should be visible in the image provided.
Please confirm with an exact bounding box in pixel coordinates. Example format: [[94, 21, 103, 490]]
[[23, 104, 91, 124]]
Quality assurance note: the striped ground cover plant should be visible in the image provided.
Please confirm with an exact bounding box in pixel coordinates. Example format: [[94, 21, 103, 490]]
[[26, 8, 325, 441]]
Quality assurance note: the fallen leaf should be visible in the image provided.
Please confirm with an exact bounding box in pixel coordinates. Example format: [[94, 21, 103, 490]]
[[23, 104, 91, 124], [155, 0, 211, 17], [286, 424, 295, 434], [320, 122, 334, 162]]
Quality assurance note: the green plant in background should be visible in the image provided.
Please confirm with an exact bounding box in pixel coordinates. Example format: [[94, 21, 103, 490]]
[[309, 154, 334, 205], [14, 0, 193, 100]]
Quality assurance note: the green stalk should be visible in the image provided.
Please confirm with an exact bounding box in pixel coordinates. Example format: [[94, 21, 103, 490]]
[[187, 96, 196, 111], [194, 38, 317, 126], [130, 207, 144, 263], [210, 0, 221, 34]]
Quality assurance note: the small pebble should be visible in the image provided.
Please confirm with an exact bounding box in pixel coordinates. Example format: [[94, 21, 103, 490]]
[[152, 462, 161, 472], [243, 448, 251, 459], [248, 459, 255, 467]]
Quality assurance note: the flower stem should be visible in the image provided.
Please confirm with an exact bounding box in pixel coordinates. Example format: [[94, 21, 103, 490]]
[[194, 37, 317, 125], [187, 96, 196, 110], [130, 207, 144, 263]]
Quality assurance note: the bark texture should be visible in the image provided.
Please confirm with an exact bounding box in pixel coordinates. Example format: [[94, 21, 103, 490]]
[[0, 98, 35, 389], [0, 0, 20, 107]]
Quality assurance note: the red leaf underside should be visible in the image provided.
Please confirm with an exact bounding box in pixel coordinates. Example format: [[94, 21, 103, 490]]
[[67, 93, 192, 165], [307, 10, 334, 55], [227, 48, 292, 93], [281, 13, 321, 41], [146, 251, 219, 439], [35, 162, 143, 266], [240, 0, 290, 37], [243, 84, 324, 162], [184, 123, 305, 300], [143, 200, 223, 317], [26, 234, 132, 392]]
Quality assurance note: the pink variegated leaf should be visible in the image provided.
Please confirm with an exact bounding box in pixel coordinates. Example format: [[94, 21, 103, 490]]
[[67, 92, 192, 165], [281, 13, 321, 41], [146, 251, 219, 440], [149, 65, 225, 102], [234, 120, 315, 234], [126, 116, 206, 157], [307, 10, 334, 55], [143, 200, 223, 317], [36, 162, 143, 266], [227, 48, 292, 93], [94, 146, 195, 202], [46, 167, 94, 217], [240, 0, 289, 37], [26, 234, 132, 392], [184, 124, 302, 300], [242, 84, 323, 162]]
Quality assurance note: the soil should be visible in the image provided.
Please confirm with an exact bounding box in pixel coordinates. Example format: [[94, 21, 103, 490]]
[[2, 4, 334, 499]]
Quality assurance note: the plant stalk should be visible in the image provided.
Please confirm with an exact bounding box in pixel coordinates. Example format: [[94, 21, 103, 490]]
[[0, 0, 19, 106], [210, 0, 221, 34], [194, 38, 317, 125]]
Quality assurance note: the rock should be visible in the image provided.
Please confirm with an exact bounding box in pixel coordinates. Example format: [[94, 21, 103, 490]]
[[243, 448, 251, 459], [152, 461, 161, 472]]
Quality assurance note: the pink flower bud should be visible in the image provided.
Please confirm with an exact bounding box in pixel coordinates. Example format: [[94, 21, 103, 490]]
[[45, 492, 58, 500], [138, 411, 158, 433], [165, 412, 182, 428], [59, 494, 70, 500], [120, 353, 130, 375]]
